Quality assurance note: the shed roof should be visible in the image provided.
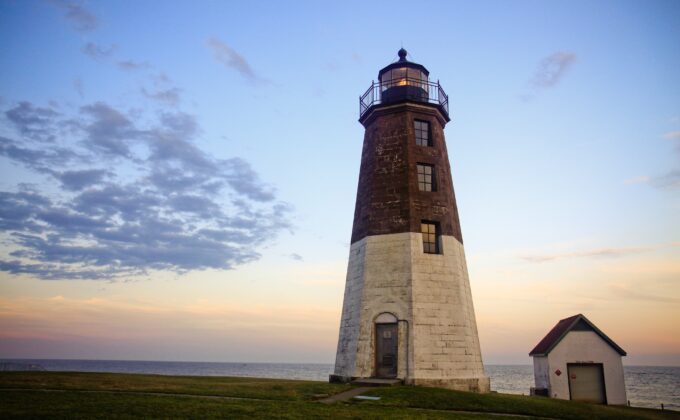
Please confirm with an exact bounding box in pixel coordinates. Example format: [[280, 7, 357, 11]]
[[529, 313, 627, 357]]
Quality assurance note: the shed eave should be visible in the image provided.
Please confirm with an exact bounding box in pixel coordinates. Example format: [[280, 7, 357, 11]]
[[529, 314, 627, 357]]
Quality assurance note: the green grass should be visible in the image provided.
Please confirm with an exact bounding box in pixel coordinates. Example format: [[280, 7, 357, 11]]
[[361, 386, 679, 420], [0, 372, 677, 419], [0, 391, 490, 419], [0, 371, 350, 401]]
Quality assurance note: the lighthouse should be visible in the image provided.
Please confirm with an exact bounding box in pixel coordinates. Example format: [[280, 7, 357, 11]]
[[331, 49, 489, 392]]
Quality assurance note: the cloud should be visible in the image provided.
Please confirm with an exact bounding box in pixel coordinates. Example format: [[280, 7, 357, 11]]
[[0, 260, 122, 280], [623, 175, 650, 185], [0, 189, 50, 233], [608, 284, 680, 304], [650, 170, 680, 190], [81, 45, 150, 74], [323, 61, 340, 72], [289, 253, 304, 261], [222, 158, 276, 202], [153, 72, 171, 84], [631, 130, 680, 189], [0, 136, 83, 174], [117, 60, 149, 71], [142, 87, 181, 106], [55, 169, 110, 191], [73, 78, 84, 98], [323, 53, 363, 72], [207, 37, 265, 84], [624, 172, 680, 191], [519, 246, 656, 263], [665, 130, 680, 154], [663, 131, 680, 140], [81, 42, 117, 60], [80, 44, 151, 80], [522, 51, 576, 100], [49, 0, 98, 32], [4, 102, 61, 142], [75, 102, 135, 159], [624, 130, 680, 189], [0, 100, 292, 280], [530, 52, 577, 88]]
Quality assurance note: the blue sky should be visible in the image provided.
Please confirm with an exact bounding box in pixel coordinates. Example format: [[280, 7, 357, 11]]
[[0, 0, 678, 365]]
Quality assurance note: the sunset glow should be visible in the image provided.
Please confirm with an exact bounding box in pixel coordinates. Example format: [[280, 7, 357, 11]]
[[1, 0, 678, 366]]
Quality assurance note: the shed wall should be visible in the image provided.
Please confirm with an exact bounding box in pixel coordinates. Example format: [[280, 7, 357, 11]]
[[545, 331, 627, 404], [533, 356, 549, 390]]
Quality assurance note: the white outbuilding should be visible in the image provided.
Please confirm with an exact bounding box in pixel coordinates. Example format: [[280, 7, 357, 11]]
[[529, 314, 627, 405]]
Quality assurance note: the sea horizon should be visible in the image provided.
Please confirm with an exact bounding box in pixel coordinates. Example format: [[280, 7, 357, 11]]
[[2, 357, 679, 367]]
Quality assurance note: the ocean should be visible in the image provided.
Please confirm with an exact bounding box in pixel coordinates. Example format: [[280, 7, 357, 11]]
[[1, 359, 677, 411]]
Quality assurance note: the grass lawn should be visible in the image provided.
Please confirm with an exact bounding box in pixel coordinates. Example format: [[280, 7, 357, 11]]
[[362, 386, 679, 420], [1, 372, 678, 419], [0, 371, 349, 401]]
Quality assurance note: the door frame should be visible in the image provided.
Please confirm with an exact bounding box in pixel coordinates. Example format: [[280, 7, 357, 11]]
[[566, 362, 607, 404], [374, 312, 399, 379]]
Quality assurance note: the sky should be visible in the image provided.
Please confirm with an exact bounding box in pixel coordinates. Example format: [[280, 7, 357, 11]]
[[0, 0, 678, 366]]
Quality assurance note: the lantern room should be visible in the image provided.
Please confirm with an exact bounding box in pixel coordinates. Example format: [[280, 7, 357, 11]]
[[378, 48, 430, 103], [359, 48, 449, 123]]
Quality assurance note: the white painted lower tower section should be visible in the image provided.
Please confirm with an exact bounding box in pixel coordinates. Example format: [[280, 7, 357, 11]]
[[333, 232, 489, 392]]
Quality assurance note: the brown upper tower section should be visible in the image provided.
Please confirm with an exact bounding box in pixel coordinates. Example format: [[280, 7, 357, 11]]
[[351, 49, 463, 244]]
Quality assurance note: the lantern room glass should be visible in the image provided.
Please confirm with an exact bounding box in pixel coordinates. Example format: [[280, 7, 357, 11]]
[[380, 67, 428, 91]]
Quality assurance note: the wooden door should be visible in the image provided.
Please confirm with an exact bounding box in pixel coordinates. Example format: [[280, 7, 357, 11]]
[[375, 323, 398, 378], [567, 363, 606, 404]]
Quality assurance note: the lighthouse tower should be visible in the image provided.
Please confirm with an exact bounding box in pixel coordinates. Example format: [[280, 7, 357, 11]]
[[331, 49, 489, 392]]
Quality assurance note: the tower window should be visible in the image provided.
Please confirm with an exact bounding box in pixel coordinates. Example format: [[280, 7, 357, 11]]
[[421, 221, 440, 254], [417, 163, 435, 192], [414, 120, 431, 147]]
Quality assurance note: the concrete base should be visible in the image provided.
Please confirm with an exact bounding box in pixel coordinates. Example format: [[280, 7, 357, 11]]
[[351, 378, 403, 387], [409, 377, 490, 393], [330, 374, 489, 393], [329, 374, 353, 384]]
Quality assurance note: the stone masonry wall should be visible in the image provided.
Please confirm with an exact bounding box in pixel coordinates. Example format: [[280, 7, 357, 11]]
[[410, 234, 488, 391], [351, 104, 464, 244], [333, 231, 489, 392], [352, 233, 413, 379], [333, 237, 367, 378]]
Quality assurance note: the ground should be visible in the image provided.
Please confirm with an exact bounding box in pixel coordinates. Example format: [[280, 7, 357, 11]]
[[0, 372, 677, 419]]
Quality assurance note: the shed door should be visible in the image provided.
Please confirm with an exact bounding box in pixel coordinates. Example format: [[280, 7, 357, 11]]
[[375, 323, 398, 378], [567, 363, 606, 404]]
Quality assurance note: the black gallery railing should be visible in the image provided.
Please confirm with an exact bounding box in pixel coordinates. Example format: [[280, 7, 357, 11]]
[[359, 78, 449, 119]]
